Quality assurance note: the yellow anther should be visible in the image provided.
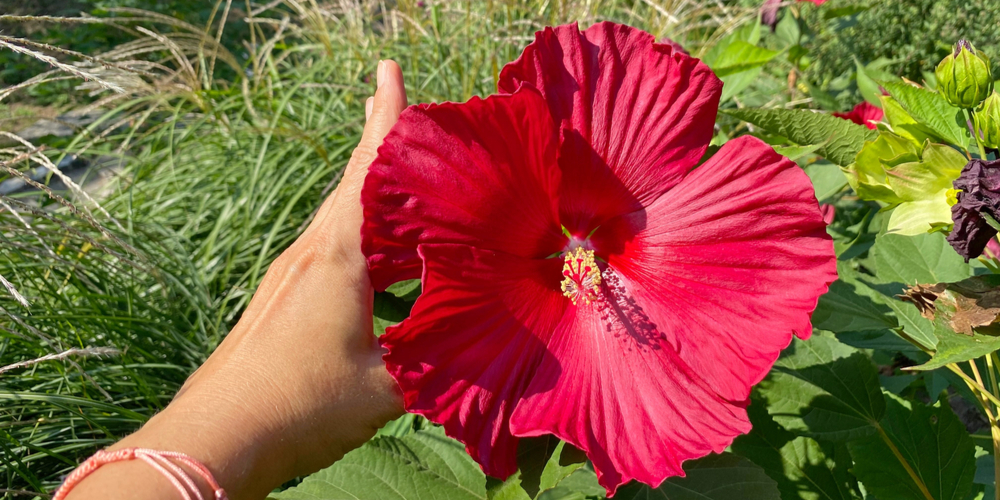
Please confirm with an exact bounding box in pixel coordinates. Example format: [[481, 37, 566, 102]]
[[560, 247, 601, 305]]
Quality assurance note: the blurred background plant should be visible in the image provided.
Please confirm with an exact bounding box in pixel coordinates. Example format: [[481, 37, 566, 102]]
[[6, 0, 1000, 499]]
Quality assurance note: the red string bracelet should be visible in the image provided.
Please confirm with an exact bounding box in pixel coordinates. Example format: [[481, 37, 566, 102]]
[[52, 448, 228, 500]]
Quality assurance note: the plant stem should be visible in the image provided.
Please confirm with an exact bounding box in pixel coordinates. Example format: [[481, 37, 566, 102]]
[[993, 425, 1000, 500], [876, 423, 935, 500], [985, 356, 1000, 500], [946, 363, 1000, 408], [956, 367, 1000, 500]]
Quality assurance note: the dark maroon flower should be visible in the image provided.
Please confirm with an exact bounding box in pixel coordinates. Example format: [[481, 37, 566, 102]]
[[948, 158, 1000, 260]]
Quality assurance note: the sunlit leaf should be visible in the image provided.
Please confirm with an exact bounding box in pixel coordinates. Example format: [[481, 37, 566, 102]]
[[880, 96, 937, 145], [757, 334, 885, 441], [880, 81, 967, 149], [711, 41, 780, 77], [272, 427, 488, 500], [871, 231, 973, 284], [724, 108, 878, 166]]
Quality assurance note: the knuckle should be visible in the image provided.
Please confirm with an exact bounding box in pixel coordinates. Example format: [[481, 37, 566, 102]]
[[270, 241, 325, 277], [349, 141, 380, 169]]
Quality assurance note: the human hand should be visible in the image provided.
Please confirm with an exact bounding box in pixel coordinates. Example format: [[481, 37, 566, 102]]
[[65, 60, 408, 500]]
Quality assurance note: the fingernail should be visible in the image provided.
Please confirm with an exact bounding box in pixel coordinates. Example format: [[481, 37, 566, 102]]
[[365, 96, 374, 121], [376, 60, 386, 90]]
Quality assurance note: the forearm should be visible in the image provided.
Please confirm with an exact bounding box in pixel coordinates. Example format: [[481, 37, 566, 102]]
[[61, 58, 407, 500], [64, 386, 293, 500]]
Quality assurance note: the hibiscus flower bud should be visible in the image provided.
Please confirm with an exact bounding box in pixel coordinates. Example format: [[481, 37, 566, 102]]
[[936, 40, 993, 109], [947, 158, 1000, 260], [975, 92, 1000, 149]]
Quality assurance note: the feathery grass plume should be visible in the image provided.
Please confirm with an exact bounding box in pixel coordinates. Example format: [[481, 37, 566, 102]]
[[0, 38, 126, 94], [0, 347, 121, 376]]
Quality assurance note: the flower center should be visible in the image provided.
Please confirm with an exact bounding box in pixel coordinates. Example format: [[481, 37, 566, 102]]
[[561, 247, 601, 305]]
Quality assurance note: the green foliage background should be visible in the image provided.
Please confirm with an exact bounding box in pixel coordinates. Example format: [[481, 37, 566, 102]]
[[806, 0, 1000, 86]]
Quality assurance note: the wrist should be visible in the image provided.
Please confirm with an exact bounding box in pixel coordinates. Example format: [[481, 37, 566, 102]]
[[62, 394, 289, 500], [116, 385, 294, 499]]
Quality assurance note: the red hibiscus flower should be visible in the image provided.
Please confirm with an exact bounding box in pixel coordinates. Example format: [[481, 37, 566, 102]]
[[362, 22, 837, 495], [833, 102, 884, 130]]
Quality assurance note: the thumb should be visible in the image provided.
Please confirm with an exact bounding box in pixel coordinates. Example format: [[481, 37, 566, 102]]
[[308, 60, 407, 235], [341, 59, 408, 203]]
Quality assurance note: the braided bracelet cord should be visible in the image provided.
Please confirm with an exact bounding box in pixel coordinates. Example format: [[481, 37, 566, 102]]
[[52, 448, 228, 500]]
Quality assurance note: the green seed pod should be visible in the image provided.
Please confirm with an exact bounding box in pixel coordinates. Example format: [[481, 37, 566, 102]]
[[976, 92, 1000, 149], [935, 40, 994, 109]]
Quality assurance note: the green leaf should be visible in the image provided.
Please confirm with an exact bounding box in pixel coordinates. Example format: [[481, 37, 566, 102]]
[[386, 279, 421, 300], [775, 143, 824, 161], [805, 81, 840, 112], [871, 231, 973, 284], [848, 393, 976, 500], [884, 143, 965, 202], [774, 13, 800, 47], [536, 468, 604, 500], [834, 329, 922, 354], [272, 427, 488, 500], [880, 81, 967, 149], [538, 441, 588, 495], [849, 131, 920, 204], [865, 282, 938, 350], [841, 267, 938, 350], [880, 95, 937, 145], [974, 447, 994, 486], [513, 436, 564, 498], [886, 194, 953, 236], [823, 4, 870, 19], [376, 412, 420, 438], [732, 402, 859, 500], [757, 334, 885, 441], [615, 453, 780, 500], [711, 41, 779, 77], [724, 108, 878, 166], [803, 163, 848, 201], [909, 316, 1000, 371], [487, 473, 533, 500], [373, 291, 412, 336], [720, 67, 764, 104], [855, 60, 884, 107], [813, 278, 897, 333]]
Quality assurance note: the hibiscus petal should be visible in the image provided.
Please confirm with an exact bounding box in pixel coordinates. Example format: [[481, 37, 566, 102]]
[[380, 244, 568, 477], [361, 87, 565, 290], [833, 101, 884, 130], [591, 136, 837, 403], [498, 22, 722, 231], [510, 267, 751, 495]]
